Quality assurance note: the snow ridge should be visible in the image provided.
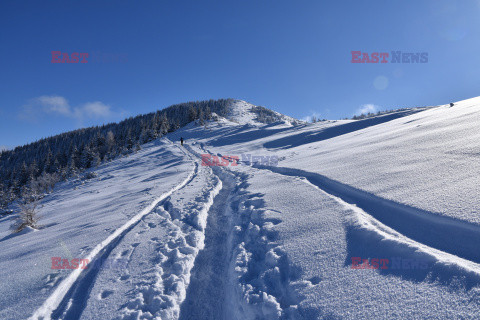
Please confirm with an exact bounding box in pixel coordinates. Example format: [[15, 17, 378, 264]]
[[254, 164, 480, 283]]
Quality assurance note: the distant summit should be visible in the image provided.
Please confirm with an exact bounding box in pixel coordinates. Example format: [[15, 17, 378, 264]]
[[220, 99, 299, 126]]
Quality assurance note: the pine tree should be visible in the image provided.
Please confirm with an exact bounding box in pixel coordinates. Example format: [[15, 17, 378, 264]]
[[125, 130, 134, 150], [94, 132, 107, 160], [106, 131, 115, 158], [198, 109, 205, 126], [44, 149, 54, 173], [0, 185, 9, 213], [189, 106, 197, 122], [81, 146, 94, 168], [19, 162, 29, 186], [160, 114, 170, 135], [28, 160, 39, 179]]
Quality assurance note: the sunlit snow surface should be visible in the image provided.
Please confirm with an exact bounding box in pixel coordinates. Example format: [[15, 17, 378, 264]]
[[1, 98, 480, 319]]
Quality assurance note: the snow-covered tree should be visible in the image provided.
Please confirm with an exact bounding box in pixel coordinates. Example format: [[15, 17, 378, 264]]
[[0, 98, 235, 208]]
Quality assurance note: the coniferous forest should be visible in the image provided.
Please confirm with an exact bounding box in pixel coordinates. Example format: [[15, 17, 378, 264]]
[[0, 99, 234, 212]]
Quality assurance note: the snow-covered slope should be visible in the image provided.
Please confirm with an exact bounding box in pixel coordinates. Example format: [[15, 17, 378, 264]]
[[222, 100, 299, 126], [1, 97, 480, 319], [0, 140, 195, 319], [169, 97, 480, 319]]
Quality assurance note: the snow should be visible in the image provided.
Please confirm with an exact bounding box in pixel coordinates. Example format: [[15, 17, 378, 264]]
[[224, 100, 298, 126], [0, 140, 193, 319], [1, 96, 480, 319], [79, 148, 222, 320], [222, 166, 480, 319], [168, 96, 480, 318]]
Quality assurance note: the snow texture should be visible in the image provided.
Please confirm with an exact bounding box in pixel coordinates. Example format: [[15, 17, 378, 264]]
[[1, 97, 480, 319]]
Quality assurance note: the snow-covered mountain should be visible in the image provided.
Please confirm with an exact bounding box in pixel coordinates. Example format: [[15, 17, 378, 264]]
[[1, 97, 480, 319], [213, 100, 299, 126]]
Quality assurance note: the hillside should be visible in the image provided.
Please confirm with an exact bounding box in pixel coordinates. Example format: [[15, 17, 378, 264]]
[[0, 97, 479, 319], [0, 99, 268, 214]]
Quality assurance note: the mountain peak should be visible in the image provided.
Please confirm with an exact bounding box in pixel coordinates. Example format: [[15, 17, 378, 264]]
[[222, 99, 298, 126]]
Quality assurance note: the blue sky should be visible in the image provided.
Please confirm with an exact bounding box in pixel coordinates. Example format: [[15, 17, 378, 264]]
[[1, 0, 480, 148]]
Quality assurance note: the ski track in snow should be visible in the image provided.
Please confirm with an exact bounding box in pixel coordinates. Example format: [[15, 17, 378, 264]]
[[111, 141, 226, 319], [68, 140, 227, 320], [30, 148, 199, 320], [30, 140, 231, 320]]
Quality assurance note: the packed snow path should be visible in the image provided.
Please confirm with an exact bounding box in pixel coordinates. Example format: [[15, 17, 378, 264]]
[[179, 169, 236, 320]]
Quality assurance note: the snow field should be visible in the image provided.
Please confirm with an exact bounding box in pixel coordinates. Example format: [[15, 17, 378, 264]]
[[2, 97, 480, 319], [31, 142, 199, 320], [228, 166, 480, 319], [80, 145, 222, 319]]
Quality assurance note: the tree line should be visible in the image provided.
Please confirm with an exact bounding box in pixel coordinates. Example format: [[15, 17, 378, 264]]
[[0, 99, 234, 213]]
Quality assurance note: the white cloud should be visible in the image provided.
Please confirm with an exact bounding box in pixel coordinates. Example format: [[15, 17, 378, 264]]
[[0, 145, 9, 152], [355, 104, 379, 116], [36, 96, 71, 116], [19, 95, 123, 123], [74, 101, 114, 119]]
